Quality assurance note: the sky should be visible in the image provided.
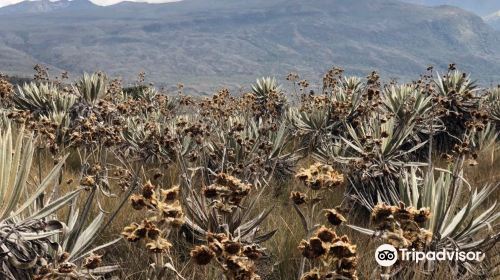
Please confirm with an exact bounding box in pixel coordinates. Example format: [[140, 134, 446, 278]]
[[0, 0, 179, 8]]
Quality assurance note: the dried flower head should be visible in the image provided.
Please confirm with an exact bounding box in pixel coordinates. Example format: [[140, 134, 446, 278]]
[[371, 203, 434, 249], [324, 208, 346, 226], [290, 191, 307, 205], [299, 225, 358, 280], [394, 203, 413, 221], [205, 173, 253, 213], [223, 239, 242, 255], [329, 238, 357, 258], [130, 194, 147, 210], [296, 163, 344, 190], [299, 237, 326, 259], [146, 237, 172, 253], [227, 256, 261, 280], [384, 230, 411, 248], [58, 262, 77, 274], [203, 184, 222, 198], [300, 268, 321, 280], [161, 185, 180, 202], [190, 245, 215, 265], [80, 176, 95, 187], [122, 223, 141, 242], [315, 226, 337, 243], [83, 253, 102, 270], [142, 180, 156, 200], [371, 203, 396, 225], [0, 74, 13, 98], [242, 245, 265, 260], [413, 207, 431, 225]]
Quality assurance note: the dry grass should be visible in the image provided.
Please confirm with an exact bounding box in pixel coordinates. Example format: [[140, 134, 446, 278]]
[[64, 145, 495, 279], [2, 70, 498, 280], [22, 129, 499, 280]]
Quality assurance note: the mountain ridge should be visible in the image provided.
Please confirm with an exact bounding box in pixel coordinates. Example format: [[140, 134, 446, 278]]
[[484, 10, 500, 30], [401, 0, 500, 16], [0, 0, 97, 14], [0, 0, 499, 93]]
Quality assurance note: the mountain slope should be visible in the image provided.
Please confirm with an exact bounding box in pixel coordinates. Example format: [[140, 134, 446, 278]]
[[0, 0, 499, 92], [0, 0, 97, 15], [401, 0, 500, 16], [484, 11, 500, 30]]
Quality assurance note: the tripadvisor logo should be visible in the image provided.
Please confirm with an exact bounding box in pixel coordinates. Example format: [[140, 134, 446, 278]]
[[375, 244, 484, 267], [375, 244, 398, 267]]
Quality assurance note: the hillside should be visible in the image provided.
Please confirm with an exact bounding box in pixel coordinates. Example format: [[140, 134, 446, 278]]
[[1, 0, 500, 93], [401, 0, 500, 16], [485, 11, 500, 30], [0, 0, 107, 15]]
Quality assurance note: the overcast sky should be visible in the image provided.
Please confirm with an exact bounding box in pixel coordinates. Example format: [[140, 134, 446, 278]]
[[0, 0, 179, 8]]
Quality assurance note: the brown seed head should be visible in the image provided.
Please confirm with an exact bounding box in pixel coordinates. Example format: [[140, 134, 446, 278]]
[[190, 245, 215, 265]]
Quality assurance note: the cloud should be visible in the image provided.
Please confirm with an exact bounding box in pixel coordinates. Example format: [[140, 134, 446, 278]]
[[0, 0, 23, 7], [0, 0, 180, 8]]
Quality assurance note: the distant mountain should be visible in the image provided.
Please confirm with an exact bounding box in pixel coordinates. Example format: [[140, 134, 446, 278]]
[[402, 1, 500, 30], [401, 0, 500, 16], [0, 0, 500, 93], [484, 11, 500, 30], [0, 0, 97, 15]]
